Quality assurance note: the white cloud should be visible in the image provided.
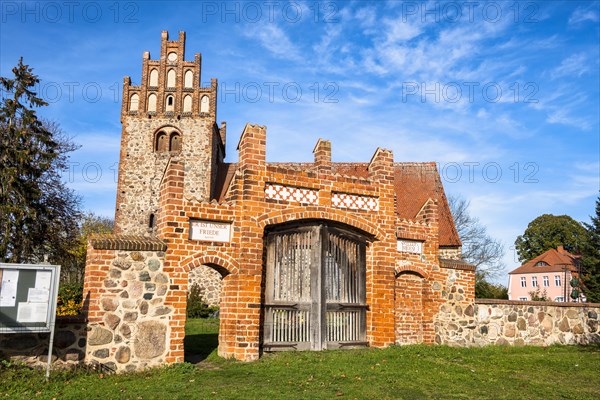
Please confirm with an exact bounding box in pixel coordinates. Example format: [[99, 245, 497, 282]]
[[569, 6, 600, 25], [244, 23, 301, 61], [551, 53, 590, 79]]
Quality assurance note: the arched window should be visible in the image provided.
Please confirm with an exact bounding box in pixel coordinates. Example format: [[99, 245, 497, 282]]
[[183, 95, 192, 112], [147, 93, 157, 112], [129, 93, 139, 111], [200, 95, 209, 113], [184, 70, 193, 88], [167, 69, 176, 88], [155, 131, 168, 152], [170, 132, 181, 152], [149, 69, 158, 87], [166, 95, 174, 112]]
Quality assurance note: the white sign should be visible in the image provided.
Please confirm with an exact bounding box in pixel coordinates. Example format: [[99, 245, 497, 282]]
[[190, 220, 232, 243], [397, 240, 423, 254]]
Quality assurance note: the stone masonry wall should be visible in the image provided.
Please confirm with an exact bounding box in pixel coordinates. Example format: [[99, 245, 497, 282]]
[[84, 246, 171, 372], [435, 299, 600, 346], [0, 317, 86, 368], [188, 265, 222, 307], [115, 117, 214, 235]]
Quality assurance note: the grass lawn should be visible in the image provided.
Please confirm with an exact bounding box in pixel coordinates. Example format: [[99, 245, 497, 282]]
[[1, 318, 599, 400]]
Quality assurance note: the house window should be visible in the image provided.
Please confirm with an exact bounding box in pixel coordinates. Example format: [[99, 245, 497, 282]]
[[531, 277, 538, 287], [555, 275, 561, 286], [520, 277, 526, 287], [519, 297, 528, 301], [535, 261, 548, 266], [554, 296, 564, 302], [542, 276, 549, 287]]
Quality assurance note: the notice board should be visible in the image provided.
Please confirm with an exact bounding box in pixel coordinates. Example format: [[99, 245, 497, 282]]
[[0, 263, 60, 333]]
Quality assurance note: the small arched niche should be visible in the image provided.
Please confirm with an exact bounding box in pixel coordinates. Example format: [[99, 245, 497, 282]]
[[200, 95, 209, 113], [147, 94, 157, 112], [149, 69, 159, 87], [129, 93, 139, 111], [183, 95, 192, 113], [167, 69, 176, 88], [184, 70, 193, 88]]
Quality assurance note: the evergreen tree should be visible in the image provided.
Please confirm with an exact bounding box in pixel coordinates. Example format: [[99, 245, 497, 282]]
[[0, 58, 81, 264], [582, 196, 600, 303]]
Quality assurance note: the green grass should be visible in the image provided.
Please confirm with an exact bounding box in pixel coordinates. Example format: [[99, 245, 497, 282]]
[[1, 319, 599, 399]]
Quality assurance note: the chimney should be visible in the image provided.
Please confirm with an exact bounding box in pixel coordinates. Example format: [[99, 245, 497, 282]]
[[557, 245, 565, 254]]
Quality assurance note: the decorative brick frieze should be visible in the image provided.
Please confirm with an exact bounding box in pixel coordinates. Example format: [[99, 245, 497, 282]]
[[264, 183, 319, 205], [331, 192, 379, 211]]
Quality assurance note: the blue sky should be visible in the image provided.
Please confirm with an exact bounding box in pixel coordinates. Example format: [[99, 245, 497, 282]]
[[2, 1, 599, 283]]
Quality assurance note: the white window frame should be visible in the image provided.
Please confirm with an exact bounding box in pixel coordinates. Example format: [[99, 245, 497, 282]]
[[543, 276, 549, 287], [531, 276, 538, 287], [555, 275, 561, 286], [520, 277, 526, 287], [519, 297, 528, 301], [554, 296, 564, 302]]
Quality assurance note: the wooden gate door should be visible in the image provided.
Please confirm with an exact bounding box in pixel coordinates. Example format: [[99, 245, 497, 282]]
[[263, 224, 367, 351]]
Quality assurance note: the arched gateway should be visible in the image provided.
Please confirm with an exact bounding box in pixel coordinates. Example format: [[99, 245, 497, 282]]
[[263, 222, 370, 351], [82, 31, 474, 372]]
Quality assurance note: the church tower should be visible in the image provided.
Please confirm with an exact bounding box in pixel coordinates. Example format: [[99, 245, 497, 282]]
[[114, 31, 226, 235]]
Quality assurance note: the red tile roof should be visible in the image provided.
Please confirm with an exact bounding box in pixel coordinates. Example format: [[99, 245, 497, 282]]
[[509, 247, 580, 275], [213, 161, 461, 247]]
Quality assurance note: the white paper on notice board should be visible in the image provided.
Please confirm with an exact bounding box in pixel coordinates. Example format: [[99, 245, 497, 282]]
[[28, 288, 49, 303], [0, 269, 19, 307], [17, 302, 48, 323], [35, 270, 52, 290]]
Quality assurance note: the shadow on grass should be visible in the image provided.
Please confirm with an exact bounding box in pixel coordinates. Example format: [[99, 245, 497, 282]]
[[184, 318, 220, 363], [184, 332, 219, 363]]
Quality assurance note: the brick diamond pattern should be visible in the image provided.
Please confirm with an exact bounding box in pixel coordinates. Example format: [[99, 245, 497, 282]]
[[331, 192, 379, 211], [265, 183, 319, 205]]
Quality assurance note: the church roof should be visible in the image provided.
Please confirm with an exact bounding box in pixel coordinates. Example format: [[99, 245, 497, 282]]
[[213, 161, 461, 247]]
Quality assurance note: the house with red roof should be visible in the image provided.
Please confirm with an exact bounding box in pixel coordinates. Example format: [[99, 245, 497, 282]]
[[508, 246, 581, 302]]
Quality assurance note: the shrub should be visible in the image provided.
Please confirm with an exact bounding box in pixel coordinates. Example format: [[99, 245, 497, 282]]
[[56, 282, 83, 316], [186, 283, 218, 318]]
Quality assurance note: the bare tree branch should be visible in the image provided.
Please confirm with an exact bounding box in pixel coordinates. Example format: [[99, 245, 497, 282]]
[[448, 195, 505, 280]]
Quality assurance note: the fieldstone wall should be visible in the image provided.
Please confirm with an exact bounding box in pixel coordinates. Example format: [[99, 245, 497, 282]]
[[188, 265, 222, 307], [0, 317, 86, 367], [435, 299, 600, 346], [84, 245, 171, 372]]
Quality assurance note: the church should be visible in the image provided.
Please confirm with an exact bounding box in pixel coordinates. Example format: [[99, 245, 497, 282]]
[[82, 31, 475, 371]]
